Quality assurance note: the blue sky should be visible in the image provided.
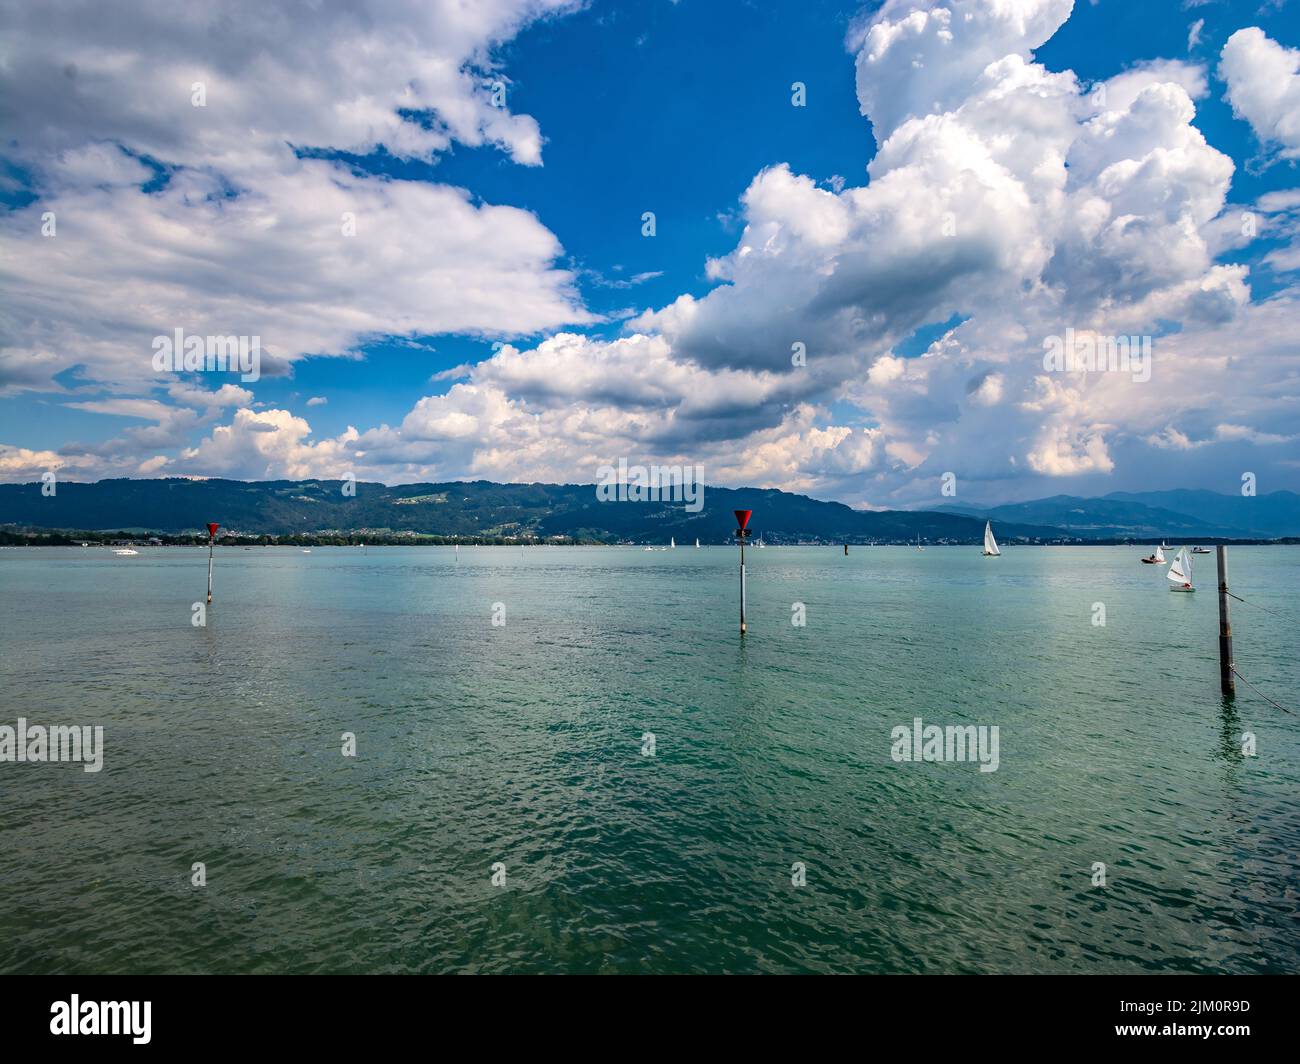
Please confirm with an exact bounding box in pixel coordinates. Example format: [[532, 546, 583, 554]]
[[1, 0, 1298, 507]]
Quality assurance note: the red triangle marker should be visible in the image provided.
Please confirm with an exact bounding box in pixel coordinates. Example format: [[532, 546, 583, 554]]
[[734, 509, 752, 530], [207, 523, 220, 539]]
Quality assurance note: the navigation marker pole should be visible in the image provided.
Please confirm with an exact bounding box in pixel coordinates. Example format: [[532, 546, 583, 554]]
[[206, 522, 219, 605], [735, 509, 752, 636], [1217, 545, 1235, 699]]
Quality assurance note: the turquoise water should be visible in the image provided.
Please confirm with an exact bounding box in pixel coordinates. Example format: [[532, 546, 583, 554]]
[[1, 544, 1297, 974]]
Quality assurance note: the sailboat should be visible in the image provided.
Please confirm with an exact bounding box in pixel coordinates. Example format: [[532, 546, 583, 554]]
[[1141, 544, 1166, 565], [757, 535, 765, 548], [982, 521, 1000, 557], [1167, 546, 1195, 592], [670, 537, 676, 549], [915, 536, 924, 551], [695, 538, 700, 548]]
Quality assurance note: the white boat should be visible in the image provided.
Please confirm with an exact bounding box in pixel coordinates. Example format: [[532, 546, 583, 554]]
[[112, 548, 138, 556], [1141, 545, 1166, 564], [916, 536, 924, 551], [1192, 546, 1212, 554], [982, 521, 1000, 557], [670, 537, 675, 549], [695, 538, 700, 549], [757, 535, 765, 548], [1167, 546, 1195, 592]]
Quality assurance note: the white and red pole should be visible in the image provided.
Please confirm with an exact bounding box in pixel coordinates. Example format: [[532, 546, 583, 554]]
[[206, 522, 219, 604], [734, 509, 752, 636]]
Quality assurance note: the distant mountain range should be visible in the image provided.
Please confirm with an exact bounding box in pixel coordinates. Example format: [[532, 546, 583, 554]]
[[936, 489, 1300, 540], [0, 478, 1061, 544], [0, 479, 1296, 544]]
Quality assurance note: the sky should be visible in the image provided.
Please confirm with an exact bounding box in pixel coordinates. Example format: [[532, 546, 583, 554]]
[[0, 0, 1298, 509]]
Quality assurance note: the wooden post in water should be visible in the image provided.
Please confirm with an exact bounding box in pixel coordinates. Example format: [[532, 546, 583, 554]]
[[1216, 545, 1235, 699], [734, 509, 752, 636], [844, 543, 848, 556], [206, 522, 219, 604]]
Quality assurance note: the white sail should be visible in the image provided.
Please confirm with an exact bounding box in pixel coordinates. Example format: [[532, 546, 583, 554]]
[[1167, 547, 1193, 589], [983, 521, 1000, 556], [1154, 544, 1165, 563], [695, 538, 700, 548], [670, 537, 675, 549]]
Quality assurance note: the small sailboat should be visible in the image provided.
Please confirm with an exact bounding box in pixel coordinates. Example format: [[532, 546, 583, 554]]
[[1167, 546, 1194, 592], [916, 536, 924, 551], [695, 538, 700, 549], [1141, 544, 1166, 565], [982, 521, 1000, 557], [757, 535, 765, 548], [670, 537, 675, 549]]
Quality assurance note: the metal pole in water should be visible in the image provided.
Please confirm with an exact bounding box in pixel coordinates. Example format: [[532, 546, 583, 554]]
[[734, 509, 752, 636], [740, 537, 746, 635], [1217, 545, 1235, 699], [206, 522, 219, 604]]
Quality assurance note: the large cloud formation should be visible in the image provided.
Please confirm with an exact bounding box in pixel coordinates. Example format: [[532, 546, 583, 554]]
[[0, 0, 575, 167], [0, 0, 591, 398], [3, 0, 1298, 507]]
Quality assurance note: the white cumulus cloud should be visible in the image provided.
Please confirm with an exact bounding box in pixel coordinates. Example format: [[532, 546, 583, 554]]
[[1220, 27, 1300, 159]]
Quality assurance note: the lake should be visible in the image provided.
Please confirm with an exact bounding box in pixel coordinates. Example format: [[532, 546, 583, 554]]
[[1, 544, 1297, 973]]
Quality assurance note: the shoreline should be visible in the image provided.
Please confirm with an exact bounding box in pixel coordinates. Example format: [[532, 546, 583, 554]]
[[4, 534, 1298, 549]]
